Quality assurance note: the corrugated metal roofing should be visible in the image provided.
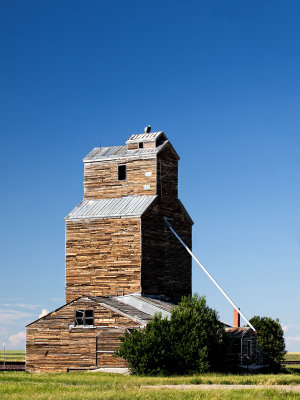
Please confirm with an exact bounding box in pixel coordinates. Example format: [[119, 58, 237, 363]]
[[126, 131, 164, 143], [26, 296, 154, 327], [90, 296, 153, 325], [115, 294, 174, 319], [65, 195, 157, 220], [83, 142, 167, 162]]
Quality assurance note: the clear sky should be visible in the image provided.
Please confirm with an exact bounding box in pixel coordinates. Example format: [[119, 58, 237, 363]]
[[0, 0, 299, 351]]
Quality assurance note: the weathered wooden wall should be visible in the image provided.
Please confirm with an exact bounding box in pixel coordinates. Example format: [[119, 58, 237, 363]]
[[141, 198, 192, 304], [84, 158, 157, 199], [26, 297, 139, 372], [27, 134, 196, 373], [96, 328, 128, 367], [241, 331, 258, 364], [65, 218, 142, 303], [157, 145, 178, 200], [226, 329, 259, 366]]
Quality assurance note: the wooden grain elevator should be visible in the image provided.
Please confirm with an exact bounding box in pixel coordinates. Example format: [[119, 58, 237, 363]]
[[26, 130, 193, 372]]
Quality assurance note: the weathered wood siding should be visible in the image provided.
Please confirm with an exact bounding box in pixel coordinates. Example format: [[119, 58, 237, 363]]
[[157, 145, 178, 200], [226, 330, 259, 366], [84, 158, 157, 199], [96, 328, 128, 367], [26, 298, 139, 372], [141, 198, 192, 303], [143, 141, 156, 149], [241, 331, 258, 364], [65, 218, 142, 303]]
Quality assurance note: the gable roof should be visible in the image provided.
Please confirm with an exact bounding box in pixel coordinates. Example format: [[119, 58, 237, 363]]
[[26, 294, 174, 327], [83, 140, 179, 162], [65, 195, 157, 221], [83, 141, 167, 163], [26, 293, 236, 330]]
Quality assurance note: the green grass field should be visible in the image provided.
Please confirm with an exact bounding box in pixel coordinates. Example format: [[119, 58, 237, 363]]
[[1, 370, 300, 400], [0, 351, 25, 362], [1, 351, 300, 399], [285, 353, 300, 361]]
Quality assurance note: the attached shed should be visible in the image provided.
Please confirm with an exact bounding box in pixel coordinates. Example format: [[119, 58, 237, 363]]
[[26, 294, 174, 372], [226, 327, 260, 367]]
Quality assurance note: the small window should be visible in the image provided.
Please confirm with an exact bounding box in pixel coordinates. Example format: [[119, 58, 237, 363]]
[[75, 310, 94, 326], [118, 165, 126, 181], [139, 142, 144, 149]]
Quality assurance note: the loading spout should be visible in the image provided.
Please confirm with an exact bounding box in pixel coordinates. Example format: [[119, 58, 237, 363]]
[[163, 216, 256, 332]]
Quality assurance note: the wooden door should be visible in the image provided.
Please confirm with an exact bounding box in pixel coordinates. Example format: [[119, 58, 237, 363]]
[[96, 328, 128, 367]]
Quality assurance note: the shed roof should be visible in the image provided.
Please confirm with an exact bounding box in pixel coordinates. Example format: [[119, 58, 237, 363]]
[[65, 195, 156, 221]]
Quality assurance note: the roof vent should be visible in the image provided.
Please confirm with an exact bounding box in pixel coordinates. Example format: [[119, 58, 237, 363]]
[[144, 125, 151, 134]]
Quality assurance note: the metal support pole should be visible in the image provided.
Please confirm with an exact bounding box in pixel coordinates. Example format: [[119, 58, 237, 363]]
[[163, 217, 256, 332]]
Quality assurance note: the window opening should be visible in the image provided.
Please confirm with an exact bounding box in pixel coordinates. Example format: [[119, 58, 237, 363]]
[[118, 165, 126, 181], [138, 142, 144, 148], [75, 309, 94, 326]]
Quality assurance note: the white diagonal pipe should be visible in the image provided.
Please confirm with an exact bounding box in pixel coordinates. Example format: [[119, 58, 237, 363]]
[[163, 217, 256, 332]]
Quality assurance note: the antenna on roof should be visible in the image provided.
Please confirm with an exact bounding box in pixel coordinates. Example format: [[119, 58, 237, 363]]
[[144, 125, 151, 134]]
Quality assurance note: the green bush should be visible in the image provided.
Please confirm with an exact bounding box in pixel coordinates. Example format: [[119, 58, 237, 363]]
[[249, 315, 286, 371], [116, 294, 229, 375]]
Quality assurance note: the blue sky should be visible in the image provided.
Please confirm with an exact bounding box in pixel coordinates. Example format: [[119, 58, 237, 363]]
[[0, 0, 299, 351]]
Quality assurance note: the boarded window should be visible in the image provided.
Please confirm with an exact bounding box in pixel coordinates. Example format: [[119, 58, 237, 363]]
[[118, 165, 126, 181], [75, 309, 94, 326]]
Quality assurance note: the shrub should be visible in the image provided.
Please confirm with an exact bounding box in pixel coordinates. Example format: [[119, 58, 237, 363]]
[[116, 294, 229, 375], [249, 315, 286, 371]]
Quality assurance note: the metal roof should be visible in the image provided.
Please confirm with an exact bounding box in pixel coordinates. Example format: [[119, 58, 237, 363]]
[[90, 296, 153, 325], [27, 293, 233, 329], [115, 294, 174, 319], [83, 142, 167, 162], [65, 195, 157, 221], [126, 131, 164, 143], [27, 296, 154, 327]]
